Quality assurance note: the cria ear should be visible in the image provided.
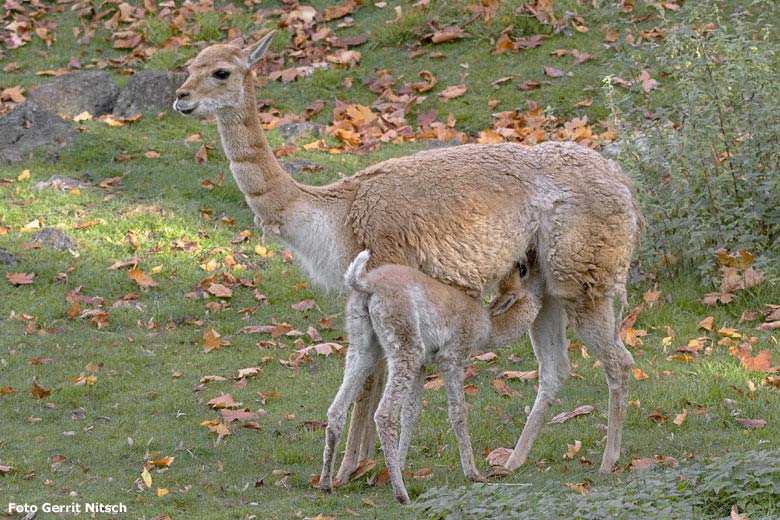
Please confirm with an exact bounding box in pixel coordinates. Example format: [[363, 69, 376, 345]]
[[244, 30, 277, 66], [228, 36, 245, 48], [489, 292, 518, 317]]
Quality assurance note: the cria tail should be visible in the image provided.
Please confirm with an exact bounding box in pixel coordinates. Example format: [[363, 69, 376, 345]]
[[344, 250, 372, 293]]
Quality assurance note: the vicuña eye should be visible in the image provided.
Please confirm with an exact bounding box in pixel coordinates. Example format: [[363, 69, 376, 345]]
[[213, 69, 230, 80]]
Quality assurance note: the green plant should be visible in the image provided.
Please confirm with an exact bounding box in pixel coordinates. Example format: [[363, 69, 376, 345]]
[[607, 1, 780, 278], [414, 449, 780, 519]]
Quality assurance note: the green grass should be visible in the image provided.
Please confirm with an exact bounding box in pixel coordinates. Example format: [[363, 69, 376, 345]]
[[2, 1, 780, 519]]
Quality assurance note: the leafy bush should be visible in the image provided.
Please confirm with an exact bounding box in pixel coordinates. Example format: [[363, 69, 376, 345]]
[[607, 1, 780, 277], [414, 449, 780, 519]]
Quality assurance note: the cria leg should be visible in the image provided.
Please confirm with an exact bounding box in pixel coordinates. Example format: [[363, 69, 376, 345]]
[[504, 296, 570, 472], [443, 364, 485, 482], [374, 359, 419, 505], [398, 370, 425, 469], [576, 299, 633, 473]]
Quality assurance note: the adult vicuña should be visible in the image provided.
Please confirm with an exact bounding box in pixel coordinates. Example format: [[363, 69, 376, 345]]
[[173, 31, 644, 477], [320, 250, 543, 504]]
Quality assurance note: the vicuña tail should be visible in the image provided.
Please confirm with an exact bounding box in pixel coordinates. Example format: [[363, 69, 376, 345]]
[[344, 250, 372, 293]]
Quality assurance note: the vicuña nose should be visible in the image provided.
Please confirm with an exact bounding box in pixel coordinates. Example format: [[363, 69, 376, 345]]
[[176, 90, 190, 100]]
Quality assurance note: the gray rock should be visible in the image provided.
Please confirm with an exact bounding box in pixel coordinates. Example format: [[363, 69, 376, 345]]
[[280, 158, 325, 176], [277, 122, 322, 143], [113, 71, 187, 118], [28, 71, 119, 117], [0, 101, 77, 163], [0, 247, 18, 266], [33, 175, 88, 191], [31, 228, 77, 251]]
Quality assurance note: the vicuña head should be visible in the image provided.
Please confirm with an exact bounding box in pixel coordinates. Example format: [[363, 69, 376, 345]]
[[173, 30, 277, 116]]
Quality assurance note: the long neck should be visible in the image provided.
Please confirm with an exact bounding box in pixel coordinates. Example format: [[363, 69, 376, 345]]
[[486, 299, 540, 350], [215, 76, 299, 221]]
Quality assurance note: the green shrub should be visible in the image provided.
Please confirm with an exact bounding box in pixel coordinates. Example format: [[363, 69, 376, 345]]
[[414, 449, 780, 519], [607, 1, 780, 278]]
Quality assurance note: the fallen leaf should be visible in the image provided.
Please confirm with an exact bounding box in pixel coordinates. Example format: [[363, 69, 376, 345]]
[[672, 408, 688, 426], [736, 349, 773, 372], [438, 84, 467, 100], [639, 70, 658, 93], [543, 66, 564, 78], [429, 26, 467, 44], [698, 316, 714, 331], [502, 370, 537, 380], [208, 393, 241, 409], [194, 144, 208, 163], [735, 417, 766, 429], [473, 352, 498, 362], [128, 268, 158, 288], [632, 368, 649, 380], [31, 382, 50, 399], [141, 467, 152, 488], [562, 440, 582, 460], [548, 405, 595, 424], [648, 410, 668, 424], [348, 459, 379, 482], [291, 299, 316, 311], [564, 481, 591, 495], [485, 447, 513, 467], [6, 272, 35, 285], [207, 283, 232, 298], [203, 325, 228, 353], [491, 378, 521, 398]]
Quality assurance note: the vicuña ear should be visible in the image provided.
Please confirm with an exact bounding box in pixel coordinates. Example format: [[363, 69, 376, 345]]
[[244, 30, 277, 66]]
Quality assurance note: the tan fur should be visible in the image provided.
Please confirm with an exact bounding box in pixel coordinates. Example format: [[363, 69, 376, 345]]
[[175, 35, 644, 477], [320, 251, 542, 504]]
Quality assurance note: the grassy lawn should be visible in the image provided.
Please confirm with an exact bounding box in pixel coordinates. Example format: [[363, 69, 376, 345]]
[[2, 1, 779, 519]]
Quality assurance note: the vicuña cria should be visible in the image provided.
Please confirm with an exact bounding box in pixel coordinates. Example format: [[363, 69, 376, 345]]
[[320, 250, 543, 504], [173, 31, 644, 477]]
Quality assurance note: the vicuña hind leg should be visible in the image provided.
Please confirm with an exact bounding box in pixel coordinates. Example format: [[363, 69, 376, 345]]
[[575, 299, 634, 473], [504, 295, 569, 472], [320, 343, 380, 491], [334, 362, 385, 483]]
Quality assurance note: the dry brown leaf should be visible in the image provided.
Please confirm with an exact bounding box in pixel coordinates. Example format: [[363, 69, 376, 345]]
[[639, 70, 659, 93], [207, 283, 232, 298], [543, 66, 564, 78], [735, 417, 767, 429], [672, 408, 688, 426], [548, 405, 595, 424], [698, 316, 715, 331], [491, 378, 521, 398], [473, 352, 498, 362], [31, 382, 50, 399], [562, 440, 582, 460], [203, 325, 227, 353], [194, 144, 208, 163], [430, 26, 467, 44], [502, 370, 538, 380], [438, 84, 467, 100], [485, 446, 513, 467], [128, 268, 158, 288], [208, 393, 241, 409], [6, 272, 35, 285], [632, 368, 649, 380]]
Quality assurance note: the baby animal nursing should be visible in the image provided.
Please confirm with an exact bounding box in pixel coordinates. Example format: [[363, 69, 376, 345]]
[[320, 250, 543, 504]]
